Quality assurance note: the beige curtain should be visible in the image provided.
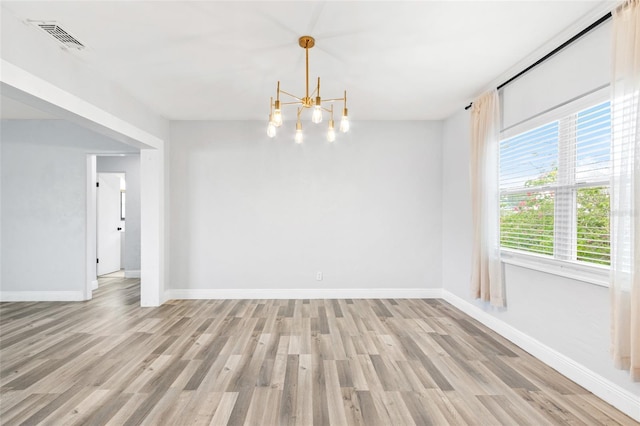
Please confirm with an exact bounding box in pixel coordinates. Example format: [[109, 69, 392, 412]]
[[610, 0, 640, 382], [470, 90, 505, 307]]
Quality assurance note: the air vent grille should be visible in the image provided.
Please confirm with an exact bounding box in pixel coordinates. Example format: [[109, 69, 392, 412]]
[[32, 21, 85, 50]]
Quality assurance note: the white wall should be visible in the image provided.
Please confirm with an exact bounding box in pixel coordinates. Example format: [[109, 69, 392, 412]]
[[97, 156, 140, 275], [0, 120, 137, 300], [441, 108, 640, 402], [168, 121, 442, 296]]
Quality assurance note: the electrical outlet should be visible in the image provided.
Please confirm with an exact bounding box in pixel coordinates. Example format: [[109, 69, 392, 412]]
[[316, 271, 323, 281]]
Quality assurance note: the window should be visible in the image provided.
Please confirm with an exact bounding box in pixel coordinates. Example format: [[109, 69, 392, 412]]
[[500, 101, 611, 267], [120, 191, 126, 221]]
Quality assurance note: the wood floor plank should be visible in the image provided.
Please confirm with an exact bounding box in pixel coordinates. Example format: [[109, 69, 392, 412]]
[[183, 336, 229, 391], [52, 388, 112, 426], [1, 393, 57, 425], [567, 394, 630, 425], [340, 387, 365, 425], [311, 350, 330, 425], [515, 388, 586, 424], [383, 390, 417, 426], [104, 391, 147, 425], [185, 391, 225, 426], [1, 278, 637, 425], [270, 336, 290, 391], [355, 390, 384, 426], [294, 354, 313, 426], [324, 360, 349, 426], [18, 383, 87, 425], [243, 387, 276, 426], [73, 392, 132, 426], [445, 390, 502, 425], [208, 392, 238, 426], [279, 354, 298, 426], [401, 390, 438, 426], [481, 355, 540, 391]]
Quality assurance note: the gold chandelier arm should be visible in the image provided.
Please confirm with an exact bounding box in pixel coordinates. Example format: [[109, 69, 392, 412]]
[[280, 101, 304, 106], [321, 97, 345, 103], [279, 89, 304, 101]]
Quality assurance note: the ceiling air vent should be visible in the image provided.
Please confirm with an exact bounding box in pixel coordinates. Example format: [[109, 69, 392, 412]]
[[30, 21, 85, 50]]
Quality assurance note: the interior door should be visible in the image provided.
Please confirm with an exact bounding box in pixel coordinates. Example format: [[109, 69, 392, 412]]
[[97, 173, 122, 275]]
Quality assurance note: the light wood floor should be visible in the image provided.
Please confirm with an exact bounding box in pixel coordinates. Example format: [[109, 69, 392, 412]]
[[99, 270, 126, 279], [0, 278, 636, 426]]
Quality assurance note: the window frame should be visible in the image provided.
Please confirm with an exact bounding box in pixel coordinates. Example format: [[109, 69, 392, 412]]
[[499, 87, 610, 287], [120, 190, 126, 221]]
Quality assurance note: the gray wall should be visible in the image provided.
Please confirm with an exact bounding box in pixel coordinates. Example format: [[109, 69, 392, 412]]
[[441, 108, 640, 396], [1, 120, 137, 296], [169, 120, 442, 291], [97, 156, 141, 273]]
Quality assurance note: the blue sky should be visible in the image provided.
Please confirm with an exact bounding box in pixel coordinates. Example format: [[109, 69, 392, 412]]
[[500, 101, 611, 190]]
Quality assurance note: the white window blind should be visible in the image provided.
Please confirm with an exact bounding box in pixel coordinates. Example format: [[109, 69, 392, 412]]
[[501, 21, 611, 130], [500, 101, 611, 266]]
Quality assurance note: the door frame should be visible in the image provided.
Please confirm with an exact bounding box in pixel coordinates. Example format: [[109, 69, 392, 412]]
[[86, 155, 98, 295], [86, 150, 164, 306]]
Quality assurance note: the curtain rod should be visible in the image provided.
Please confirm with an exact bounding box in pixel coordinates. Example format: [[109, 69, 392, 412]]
[[464, 11, 613, 111]]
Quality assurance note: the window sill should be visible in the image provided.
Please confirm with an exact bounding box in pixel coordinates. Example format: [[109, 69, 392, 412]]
[[500, 249, 609, 287]]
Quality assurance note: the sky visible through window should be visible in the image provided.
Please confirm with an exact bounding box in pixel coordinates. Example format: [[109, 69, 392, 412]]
[[576, 102, 610, 182], [500, 122, 558, 190], [500, 101, 611, 190]]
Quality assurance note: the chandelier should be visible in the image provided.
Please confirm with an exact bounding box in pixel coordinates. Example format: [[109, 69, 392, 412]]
[[267, 35, 349, 143]]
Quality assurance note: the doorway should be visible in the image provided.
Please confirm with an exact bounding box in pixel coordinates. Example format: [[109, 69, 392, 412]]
[[86, 150, 162, 306], [3, 71, 164, 306], [97, 172, 125, 277]]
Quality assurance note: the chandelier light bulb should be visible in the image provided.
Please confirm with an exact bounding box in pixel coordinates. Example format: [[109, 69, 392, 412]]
[[312, 96, 323, 124], [267, 119, 276, 138], [327, 119, 336, 142], [273, 110, 282, 127], [273, 100, 283, 127], [339, 117, 349, 133], [295, 121, 303, 144], [312, 105, 323, 124], [340, 108, 350, 133]]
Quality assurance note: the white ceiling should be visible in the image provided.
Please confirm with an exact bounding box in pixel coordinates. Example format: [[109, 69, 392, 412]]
[[1, 1, 610, 121]]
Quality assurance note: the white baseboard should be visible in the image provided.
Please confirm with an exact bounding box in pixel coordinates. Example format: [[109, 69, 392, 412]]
[[0, 291, 85, 302], [442, 290, 640, 423], [91, 280, 99, 290], [165, 287, 443, 301], [124, 270, 141, 278]]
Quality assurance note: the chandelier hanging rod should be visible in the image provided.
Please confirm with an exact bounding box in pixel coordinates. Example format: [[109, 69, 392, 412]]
[[267, 35, 350, 143], [304, 36, 310, 100]]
